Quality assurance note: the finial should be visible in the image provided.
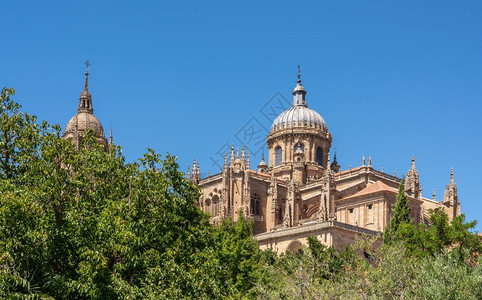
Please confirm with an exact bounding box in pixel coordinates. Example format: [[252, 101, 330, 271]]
[[450, 167, 454, 184], [381, 166, 384, 173], [208, 170, 211, 177], [109, 125, 113, 146], [187, 165, 191, 180], [411, 155, 415, 170], [362, 156, 366, 166], [393, 170, 396, 177], [297, 64, 301, 83], [84, 60, 91, 90], [368, 156, 372, 167], [247, 150, 250, 169], [236, 147, 239, 159], [223, 151, 228, 171], [432, 189, 436, 201]]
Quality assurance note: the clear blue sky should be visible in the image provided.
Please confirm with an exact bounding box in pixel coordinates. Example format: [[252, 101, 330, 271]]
[[1, 1, 481, 231]]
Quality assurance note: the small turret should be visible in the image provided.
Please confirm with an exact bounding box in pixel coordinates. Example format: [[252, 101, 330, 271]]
[[405, 155, 421, 199], [442, 168, 459, 218], [330, 152, 341, 173], [258, 153, 268, 173]]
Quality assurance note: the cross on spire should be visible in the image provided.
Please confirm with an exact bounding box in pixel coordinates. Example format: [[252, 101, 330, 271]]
[[83, 60, 91, 90], [297, 64, 301, 82], [84, 60, 91, 72]]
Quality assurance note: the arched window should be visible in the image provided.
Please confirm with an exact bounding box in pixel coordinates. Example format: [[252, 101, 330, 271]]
[[213, 195, 220, 217], [205, 198, 211, 214], [294, 143, 304, 152], [250, 194, 260, 215], [275, 146, 282, 166], [316, 147, 323, 166]]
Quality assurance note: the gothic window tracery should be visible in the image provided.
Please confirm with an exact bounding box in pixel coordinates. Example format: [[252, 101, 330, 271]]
[[250, 194, 260, 215], [205, 198, 211, 214], [213, 195, 220, 217]]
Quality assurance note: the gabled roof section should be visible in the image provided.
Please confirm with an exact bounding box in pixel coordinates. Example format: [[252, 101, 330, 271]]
[[341, 180, 398, 200]]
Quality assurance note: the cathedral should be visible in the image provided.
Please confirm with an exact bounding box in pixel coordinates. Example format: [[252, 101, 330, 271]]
[[63, 65, 460, 253], [186, 71, 460, 253]]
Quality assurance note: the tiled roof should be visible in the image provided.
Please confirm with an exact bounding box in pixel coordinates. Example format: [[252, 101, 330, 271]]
[[342, 180, 398, 200]]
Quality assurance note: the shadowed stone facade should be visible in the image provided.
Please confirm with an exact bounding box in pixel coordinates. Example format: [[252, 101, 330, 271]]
[[189, 74, 460, 253]]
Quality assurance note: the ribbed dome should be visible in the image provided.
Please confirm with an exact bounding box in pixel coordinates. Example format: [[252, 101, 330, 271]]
[[64, 112, 105, 136], [271, 105, 327, 132], [270, 78, 327, 132]]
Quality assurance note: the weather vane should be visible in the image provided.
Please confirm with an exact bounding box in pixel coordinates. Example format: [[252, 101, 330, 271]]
[[297, 64, 301, 81], [84, 60, 91, 72]]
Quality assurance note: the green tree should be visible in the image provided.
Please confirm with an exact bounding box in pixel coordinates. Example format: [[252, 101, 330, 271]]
[[0, 89, 264, 299], [0, 87, 43, 180], [383, 178, 411, 243]]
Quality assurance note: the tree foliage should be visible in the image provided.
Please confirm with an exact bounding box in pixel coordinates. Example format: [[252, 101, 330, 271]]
[[0, 88, 261, 299], [383, 178, 411, 243]]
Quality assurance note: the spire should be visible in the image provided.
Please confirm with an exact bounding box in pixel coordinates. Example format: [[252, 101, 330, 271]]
[[192, 158, 197, 173], [241, 146, 246, 169], [223, 151, 228, 172], [368, 156, 372, 167], [84, 60, 90, 90], [432, 189, 436, 201], [405, 155, 421, 199], [246, 150, 250, 170], [229, 144, 235, 166], [292, 65, 307, 107], [362, 156, 366, 166], [109, 126, 113, 147], [187, 165, 191, 181], [443, 167, 458, 210], [78, 60, 93, 114], [330, 151, 341, 173], [257, 153, 268, 173]]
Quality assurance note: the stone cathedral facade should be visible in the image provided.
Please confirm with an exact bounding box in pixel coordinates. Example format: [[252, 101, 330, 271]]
[[63, 67, 461, 253], [187, 75, 460, 253]]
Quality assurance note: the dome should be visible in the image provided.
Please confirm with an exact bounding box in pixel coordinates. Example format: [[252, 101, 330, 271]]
[[271, 105, 327, 132], [64, 112, 105, 137], [270, 77, 327, 132]]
